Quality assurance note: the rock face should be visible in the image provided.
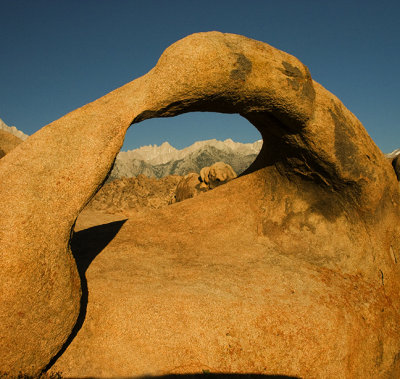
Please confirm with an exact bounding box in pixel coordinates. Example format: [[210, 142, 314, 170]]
[[86, 174, 182, 214], [1, 32, 400, 377], [174, 172, 206, 202], [174, 162, 237, 203], [200, 161, 237, 189]]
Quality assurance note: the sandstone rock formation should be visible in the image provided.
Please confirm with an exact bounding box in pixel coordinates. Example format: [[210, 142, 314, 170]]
[[174, 162, 237, 203], [174, 172, 206, 202], [200, 161, 237, 189], [86, 174, 182, 214], [1, 32, 400, 378]]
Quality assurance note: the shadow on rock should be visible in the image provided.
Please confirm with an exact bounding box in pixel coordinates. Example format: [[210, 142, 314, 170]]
[[71, 219, 127, 275], [45, 219, 127, 372]]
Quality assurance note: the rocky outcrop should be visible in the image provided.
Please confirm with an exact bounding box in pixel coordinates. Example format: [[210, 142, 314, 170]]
[[86, 174, 182, 214], [1, 32, 400, 378], [174, 162, 237, 203], [174, 172, 206, 202], [200, 161, 237, 189]]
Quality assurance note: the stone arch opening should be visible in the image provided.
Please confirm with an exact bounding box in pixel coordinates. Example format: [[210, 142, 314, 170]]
[[117, 111, 262, 178], [3, 32, 399, 378], [87, 111, 262, 215], [129, 105, 310, 183]]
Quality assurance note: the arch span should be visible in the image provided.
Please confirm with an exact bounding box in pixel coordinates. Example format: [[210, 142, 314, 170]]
[[0, 32, 399, 376]]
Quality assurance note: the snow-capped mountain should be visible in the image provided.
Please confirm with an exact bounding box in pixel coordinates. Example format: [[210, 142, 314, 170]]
[[109, 139, 263, 180]]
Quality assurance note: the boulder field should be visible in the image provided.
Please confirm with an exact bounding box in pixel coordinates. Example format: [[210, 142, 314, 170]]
[[1, 32, 400, 377]]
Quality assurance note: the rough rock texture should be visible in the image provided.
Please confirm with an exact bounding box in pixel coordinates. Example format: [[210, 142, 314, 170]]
[[174, 162, 237, 203], [86, 174, 182, 215], [1, 32, 400, 377], [0, 129, 24, 158], [174, 172, 207, 202], [200, 161, 237, 189]]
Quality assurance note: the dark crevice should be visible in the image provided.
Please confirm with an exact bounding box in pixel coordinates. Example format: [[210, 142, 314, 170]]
[[392, 155, 400, 181]]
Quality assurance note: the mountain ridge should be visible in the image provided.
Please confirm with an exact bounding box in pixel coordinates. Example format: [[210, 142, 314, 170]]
[[109, 138, 263, 180], [119, 138, 262, 164]]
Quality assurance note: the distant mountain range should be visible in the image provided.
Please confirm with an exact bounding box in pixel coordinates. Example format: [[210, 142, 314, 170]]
[[109, 139, 263, 180]]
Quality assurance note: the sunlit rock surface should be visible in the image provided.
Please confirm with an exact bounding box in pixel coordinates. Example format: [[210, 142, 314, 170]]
[[1, 32, 400, 377]]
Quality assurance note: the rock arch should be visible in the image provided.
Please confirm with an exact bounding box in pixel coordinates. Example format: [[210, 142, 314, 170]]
[[1, 32, 400, 376]]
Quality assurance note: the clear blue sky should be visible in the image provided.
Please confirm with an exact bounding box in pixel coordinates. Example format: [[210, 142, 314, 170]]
[[0, 0, 399, 152]]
